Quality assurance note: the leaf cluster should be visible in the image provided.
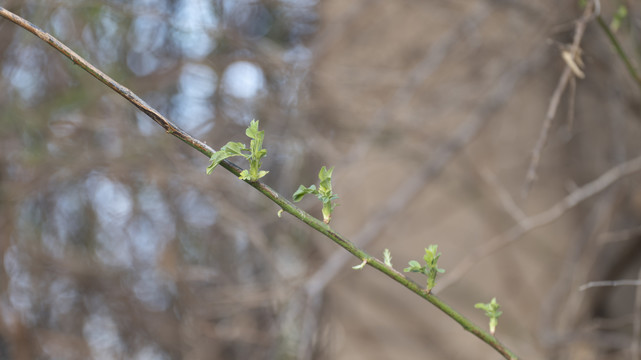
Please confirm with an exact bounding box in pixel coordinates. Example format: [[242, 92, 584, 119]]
[[474, 297, 502, 335], [293, 166, 338, 223], [206, 119, 268, 181], [404, 245, 445, 291]]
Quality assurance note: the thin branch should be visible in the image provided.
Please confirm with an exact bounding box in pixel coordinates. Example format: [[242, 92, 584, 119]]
[[566, 76, 577, 133], [579, 279, 641, 291], [633, 267, 641, 359], [598, 225, 641, 243], [596, 15, 641, 93], [0, 7, 518, 359], [522, 2, 595, 197], [522, 65, 571, 196], [480, 167, 527, 224], [437, 153, 641, 293], [537, 191, 618, 348]]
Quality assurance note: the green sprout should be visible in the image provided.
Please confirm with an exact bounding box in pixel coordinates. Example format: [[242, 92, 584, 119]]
[[383, 248, 393, 267], [403, 245, 445, 292], [206, 119, 268, 181], [293, 166, 338, 224], [610, 5, 628, 33], [352, 259, 367, 270], [475, 297, 502, 335]]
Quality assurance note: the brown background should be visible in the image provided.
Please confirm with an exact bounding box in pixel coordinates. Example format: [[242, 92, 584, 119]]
[[1, 0, 640, 359]]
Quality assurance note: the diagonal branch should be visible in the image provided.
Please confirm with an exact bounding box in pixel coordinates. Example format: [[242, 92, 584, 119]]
[[596, 15, 641, 93], [0, 7, 518, 359]]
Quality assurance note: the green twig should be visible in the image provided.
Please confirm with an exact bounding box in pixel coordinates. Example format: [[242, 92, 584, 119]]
[[0, 7, 518, 359], [596, 15, 641, 93]]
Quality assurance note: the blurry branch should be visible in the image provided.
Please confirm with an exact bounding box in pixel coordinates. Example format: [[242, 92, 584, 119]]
[[634, 267, 641, 359], [566, 76, 577, 132], [0, 7, 519, 359], [578, 279, 641, 291], [437, 152, 641, 293], [523, 1, 595, 197], [479, 168, 526, 224], [537, 191, 618, 349], [596, 15, 641, 92], [525, 1, 641, 196], [598, 225, 641, 243]]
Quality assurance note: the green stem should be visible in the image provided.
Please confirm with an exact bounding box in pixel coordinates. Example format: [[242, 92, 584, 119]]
[[321, 201, 332, 223], [596, 15, 641, 93], [0, 7, 518, 359]]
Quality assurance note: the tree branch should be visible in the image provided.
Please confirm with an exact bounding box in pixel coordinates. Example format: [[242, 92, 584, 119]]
[[0, 6, 518, 359], [596, 15, 641, 93], [522, 1, 595, 197]]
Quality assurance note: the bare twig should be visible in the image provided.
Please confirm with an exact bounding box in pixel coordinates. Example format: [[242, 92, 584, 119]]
[[437, 153, 641, 293], [566, 76, 577, 133], [598, 225, 641, 243], [538, 190, 618, 348], [633, 267, 641, 359], [579, 279, 641, 291], [522, 2, 595, 197], [480, 167, 527, 224]]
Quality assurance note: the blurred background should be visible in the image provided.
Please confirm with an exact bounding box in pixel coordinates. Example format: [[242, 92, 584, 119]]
[[1, 0, 641, 359]]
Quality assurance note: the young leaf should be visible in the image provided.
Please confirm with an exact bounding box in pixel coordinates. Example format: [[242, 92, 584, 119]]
[[239, 169, 251, 180], [383, 249, 393, 267], [423, 245, 441, 266], [610, 5, 628, 33], [318, 166, 334, 192], [424, 245, 445, 291], [205, 120, 269, 180], [206, 142, 248, 174], [475, 298, 502, 335], [404, 260, 423, 273], [403, 245, 445, 291], [245, 120, 268, 181], [293, 185, 317, 202], [293, 166, 338, 223], [245, 119, 263, 140], [222, 141, 248, 156]]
